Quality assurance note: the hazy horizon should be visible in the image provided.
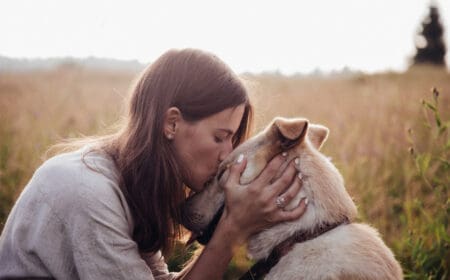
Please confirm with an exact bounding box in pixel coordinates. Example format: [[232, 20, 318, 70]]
[[2, 0, 449, 74]]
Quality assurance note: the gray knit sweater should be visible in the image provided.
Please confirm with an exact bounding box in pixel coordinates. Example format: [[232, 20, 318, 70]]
[[0, 146, 177, 279]]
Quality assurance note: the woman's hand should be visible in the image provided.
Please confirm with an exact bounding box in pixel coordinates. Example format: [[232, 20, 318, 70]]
[[219, 154, 308, 243], [181, 155, 307, 280]]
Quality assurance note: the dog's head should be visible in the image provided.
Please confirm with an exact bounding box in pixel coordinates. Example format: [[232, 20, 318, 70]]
[[182, 117, 356, 245]]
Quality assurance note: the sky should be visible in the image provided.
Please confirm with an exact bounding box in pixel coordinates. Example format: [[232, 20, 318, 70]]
[[1, 0, 449, 74]]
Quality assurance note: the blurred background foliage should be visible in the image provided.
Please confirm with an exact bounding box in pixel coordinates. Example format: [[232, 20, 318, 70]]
[[0, 65, 449, 278], [1, 5, 449, 278]]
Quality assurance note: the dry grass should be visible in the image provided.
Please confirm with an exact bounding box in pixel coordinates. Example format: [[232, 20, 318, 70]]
[[0, 67, 134, 195], [0, 65, 449, 278]]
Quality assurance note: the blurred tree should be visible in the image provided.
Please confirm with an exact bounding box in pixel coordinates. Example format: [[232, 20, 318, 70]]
[[413, 5, 447, 66]]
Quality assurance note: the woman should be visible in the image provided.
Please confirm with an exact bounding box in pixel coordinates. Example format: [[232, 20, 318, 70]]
[[0, 49, 307, 279]]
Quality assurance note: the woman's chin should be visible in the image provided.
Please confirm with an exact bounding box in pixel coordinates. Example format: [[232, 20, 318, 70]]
[[204, 174, 216, 187], [186, 182, 205, 193]]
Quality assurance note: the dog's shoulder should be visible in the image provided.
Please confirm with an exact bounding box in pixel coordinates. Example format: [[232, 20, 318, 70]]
[[266, 223, 403, 279]]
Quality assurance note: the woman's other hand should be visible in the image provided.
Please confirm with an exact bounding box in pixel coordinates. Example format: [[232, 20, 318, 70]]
[[219, 154, 308, 242]]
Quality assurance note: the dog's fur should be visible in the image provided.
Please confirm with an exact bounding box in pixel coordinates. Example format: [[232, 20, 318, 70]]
[[183, 117, 403, 279]]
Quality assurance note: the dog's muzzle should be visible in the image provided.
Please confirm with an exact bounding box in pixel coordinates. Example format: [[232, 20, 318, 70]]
[[194, 204, 224, 245]]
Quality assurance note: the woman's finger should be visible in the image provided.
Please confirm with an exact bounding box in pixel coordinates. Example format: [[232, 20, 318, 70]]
[[268, 158, 298, 196], [252, 154, 288, 186], [276, 197, 308, 222], [276, 172, 303, 206], [222, 154, 247, 189]]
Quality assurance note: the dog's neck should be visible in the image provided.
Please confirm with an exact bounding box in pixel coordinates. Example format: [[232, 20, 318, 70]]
[[247, 151, 357, 260], [240, 217, 350, 280]]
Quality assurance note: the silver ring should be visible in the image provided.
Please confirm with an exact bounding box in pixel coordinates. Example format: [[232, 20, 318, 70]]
[[276, 196, 286, 209]]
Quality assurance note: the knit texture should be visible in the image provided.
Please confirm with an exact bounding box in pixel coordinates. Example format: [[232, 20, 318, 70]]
[[0, 146, 176, 280]]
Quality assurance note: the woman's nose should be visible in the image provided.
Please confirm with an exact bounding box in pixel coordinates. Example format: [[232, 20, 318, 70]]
[[219, 141, 233, 162]]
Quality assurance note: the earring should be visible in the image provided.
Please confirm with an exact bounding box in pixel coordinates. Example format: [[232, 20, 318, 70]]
[[166, 134, 174, 140]]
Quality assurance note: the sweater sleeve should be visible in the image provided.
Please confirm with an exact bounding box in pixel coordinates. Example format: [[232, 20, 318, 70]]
[[35, 150, 178, 280], [0, 149, 179, 279], [141, 251, 180, 280], [59, 173, 177, 280]]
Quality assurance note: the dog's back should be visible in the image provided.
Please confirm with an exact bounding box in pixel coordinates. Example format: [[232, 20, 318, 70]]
[[266, 223, 402, 279]]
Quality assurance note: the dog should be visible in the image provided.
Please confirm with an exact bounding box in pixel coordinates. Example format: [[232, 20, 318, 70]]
[[182, 117, 403, 279]]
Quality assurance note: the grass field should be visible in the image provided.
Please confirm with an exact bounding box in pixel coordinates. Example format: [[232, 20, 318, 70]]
[[0, 65, 448, 279]]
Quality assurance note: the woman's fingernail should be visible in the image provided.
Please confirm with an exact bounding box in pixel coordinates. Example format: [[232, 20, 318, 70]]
[[236, 154, 244, 163], [298, 172, 303, 180], [304, 198, 309, 205], [282, 151, 288, 157], [294, 158, 300, 165]]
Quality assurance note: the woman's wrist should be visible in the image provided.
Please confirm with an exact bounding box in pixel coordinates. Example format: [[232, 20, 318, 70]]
[[215, 210, 248, 246], [181, 211, 243, 279]]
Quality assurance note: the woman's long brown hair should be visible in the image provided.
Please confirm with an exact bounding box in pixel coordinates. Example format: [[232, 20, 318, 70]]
[[104, 49, 253, 254]]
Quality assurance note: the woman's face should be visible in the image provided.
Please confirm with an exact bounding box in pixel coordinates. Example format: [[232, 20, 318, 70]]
[[173, 104, 246, 192]]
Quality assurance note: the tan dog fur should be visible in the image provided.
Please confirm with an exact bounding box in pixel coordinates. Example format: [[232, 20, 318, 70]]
[[183, 117, 403, 279]]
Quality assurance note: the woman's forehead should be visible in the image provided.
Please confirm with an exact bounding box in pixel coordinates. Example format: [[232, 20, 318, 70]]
[[204, 105, 245, 131]]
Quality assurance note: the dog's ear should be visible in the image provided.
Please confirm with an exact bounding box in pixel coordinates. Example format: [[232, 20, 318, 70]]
[[273, 118, 309, 149], [308, 124, 329, 150]]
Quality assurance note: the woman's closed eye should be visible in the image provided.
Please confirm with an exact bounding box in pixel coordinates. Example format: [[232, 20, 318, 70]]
[[214, 132, 233, 144], [214, 135, 231, 143], [214, 136, 226, 143], [214, 129, 234, 144]]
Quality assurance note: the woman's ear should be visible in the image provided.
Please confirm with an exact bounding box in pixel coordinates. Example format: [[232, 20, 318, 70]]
[[164, 107, 182, 140]]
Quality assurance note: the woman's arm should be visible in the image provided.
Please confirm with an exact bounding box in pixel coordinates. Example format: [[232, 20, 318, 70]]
[[179, 155, 307, 279], [176, 215, 243, 279]]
